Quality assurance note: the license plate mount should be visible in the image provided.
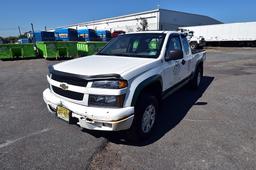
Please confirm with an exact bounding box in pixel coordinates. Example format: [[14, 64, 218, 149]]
[[56, 106, 71, 122]]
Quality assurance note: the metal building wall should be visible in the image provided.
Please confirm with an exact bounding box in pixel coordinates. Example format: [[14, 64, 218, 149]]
[[58, 9, 221, 33], [69, 10, 159, 33], [159, 9, 222, 30]]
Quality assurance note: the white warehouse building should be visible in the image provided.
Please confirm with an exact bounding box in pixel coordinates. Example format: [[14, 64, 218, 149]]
[[60, 8, 221, 32]]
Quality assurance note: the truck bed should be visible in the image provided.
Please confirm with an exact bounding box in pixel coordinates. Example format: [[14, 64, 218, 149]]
[[192, 49, 205, 54]]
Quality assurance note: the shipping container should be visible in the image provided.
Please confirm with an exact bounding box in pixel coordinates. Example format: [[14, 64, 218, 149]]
[[180, 22, 256, 47], [55, 28, 78, 41], [96, 30, 112, 41], [77, 29, 100, 41], [34, 31, 55, 42]]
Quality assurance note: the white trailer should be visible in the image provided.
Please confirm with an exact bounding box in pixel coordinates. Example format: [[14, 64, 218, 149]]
[[180, 22, 256, 46]]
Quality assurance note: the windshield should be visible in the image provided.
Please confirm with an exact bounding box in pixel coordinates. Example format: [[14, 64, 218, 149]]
[[97, 33, 166, 59]]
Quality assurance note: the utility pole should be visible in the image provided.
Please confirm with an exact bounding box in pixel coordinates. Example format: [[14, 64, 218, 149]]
[[31, 23, 35, 34], [31, 23, 36, 48], [31, 23, 36, 44], [18, 26, 22, 36]]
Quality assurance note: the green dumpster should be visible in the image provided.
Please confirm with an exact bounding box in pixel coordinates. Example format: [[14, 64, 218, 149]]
[[36, 41, 78, 59], [0, 44, 35, 60], [77, 41, 107, 56], [0, 45, 12, 60]]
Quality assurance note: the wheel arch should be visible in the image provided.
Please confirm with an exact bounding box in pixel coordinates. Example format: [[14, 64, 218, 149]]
[[196, 60, 204, 74], [131, 75, 163, 106], [192, 59, 204, 78]]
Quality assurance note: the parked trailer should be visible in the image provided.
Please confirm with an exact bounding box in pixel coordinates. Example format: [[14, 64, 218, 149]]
[[179, 22, 256, 47]]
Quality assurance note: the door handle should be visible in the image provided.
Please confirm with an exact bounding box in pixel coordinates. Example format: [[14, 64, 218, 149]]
[[181, 59, 186, 65]]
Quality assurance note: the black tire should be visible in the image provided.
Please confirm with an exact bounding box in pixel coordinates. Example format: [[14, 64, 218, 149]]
[[190, 67, 203, 89], [127, 93, 159, 142], [190, 41, 198, 50]]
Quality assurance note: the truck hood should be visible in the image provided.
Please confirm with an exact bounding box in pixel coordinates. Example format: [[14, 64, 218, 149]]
[[52, 55, 157, 79]]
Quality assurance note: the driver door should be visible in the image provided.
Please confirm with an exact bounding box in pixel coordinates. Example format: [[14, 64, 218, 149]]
[[162, 35, 184, 90]]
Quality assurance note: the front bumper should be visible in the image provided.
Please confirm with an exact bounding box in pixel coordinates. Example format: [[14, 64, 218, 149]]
[[43, 88, 134, 131]]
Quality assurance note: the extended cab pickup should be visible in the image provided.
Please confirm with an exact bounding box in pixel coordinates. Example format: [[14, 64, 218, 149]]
[[43, 31, 206, 140]]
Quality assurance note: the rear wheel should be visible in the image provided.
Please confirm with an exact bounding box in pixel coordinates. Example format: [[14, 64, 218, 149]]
[[127, 93, 159, 142], [190, 67, 203, 89], [190, 41, 198, 50]]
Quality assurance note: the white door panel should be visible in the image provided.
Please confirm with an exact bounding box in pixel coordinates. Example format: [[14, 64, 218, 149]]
[[162, 61, 177, 91], [180, 35, 194, 79]]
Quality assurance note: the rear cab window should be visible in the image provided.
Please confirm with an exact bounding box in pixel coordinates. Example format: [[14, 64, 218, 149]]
[[181, 35, 191, 55]]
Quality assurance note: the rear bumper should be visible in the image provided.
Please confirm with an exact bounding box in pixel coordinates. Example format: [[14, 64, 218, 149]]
[[43, 88, 134, 131]]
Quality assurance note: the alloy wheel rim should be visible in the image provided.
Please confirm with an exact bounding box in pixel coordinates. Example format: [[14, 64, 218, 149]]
[[141, 104, 156, 133]]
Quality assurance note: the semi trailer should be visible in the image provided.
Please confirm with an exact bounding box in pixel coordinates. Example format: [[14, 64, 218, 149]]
[[179, 22, 256, 47]]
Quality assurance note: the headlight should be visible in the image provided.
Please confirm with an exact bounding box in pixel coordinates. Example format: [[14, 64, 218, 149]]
[[88, 95, 125, 108], [91, 80, 127, 89]]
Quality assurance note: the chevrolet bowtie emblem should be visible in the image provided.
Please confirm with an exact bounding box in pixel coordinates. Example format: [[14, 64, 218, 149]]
[[60, 83, 69, 90]]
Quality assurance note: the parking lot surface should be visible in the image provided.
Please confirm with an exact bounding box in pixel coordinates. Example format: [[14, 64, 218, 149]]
[[0, 48, 256, 170]]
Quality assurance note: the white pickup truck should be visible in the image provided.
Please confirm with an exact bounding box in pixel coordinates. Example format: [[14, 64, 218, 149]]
[[43, 31, 206, 140]]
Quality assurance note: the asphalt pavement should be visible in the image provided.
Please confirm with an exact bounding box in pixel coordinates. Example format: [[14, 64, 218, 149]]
[[0, 48, 256, 170]]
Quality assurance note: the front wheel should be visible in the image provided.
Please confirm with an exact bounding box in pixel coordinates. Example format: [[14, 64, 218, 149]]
[[127, 93, 159, 142]]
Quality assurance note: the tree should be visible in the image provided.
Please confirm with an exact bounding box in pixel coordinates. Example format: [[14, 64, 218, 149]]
[[137, 18, 149, 31], [18, 34, 27, 39], [0, 36, 4, 44], [4, 36, 19, 43]]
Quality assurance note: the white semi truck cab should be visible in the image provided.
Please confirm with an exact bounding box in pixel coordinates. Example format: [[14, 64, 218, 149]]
[[43, 31, 206, 140], [178, 29, 206, 50]]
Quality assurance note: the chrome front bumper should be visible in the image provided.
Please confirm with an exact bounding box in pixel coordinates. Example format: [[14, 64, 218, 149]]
[[43, 88, 134, 131]]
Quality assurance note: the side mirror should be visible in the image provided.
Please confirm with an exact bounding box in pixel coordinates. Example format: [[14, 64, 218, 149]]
[[166, 50, 183, 61]]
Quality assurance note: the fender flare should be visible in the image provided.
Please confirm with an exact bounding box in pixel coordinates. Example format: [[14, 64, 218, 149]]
[[193, 58, 204, 78], [131, 75, 162, 106]]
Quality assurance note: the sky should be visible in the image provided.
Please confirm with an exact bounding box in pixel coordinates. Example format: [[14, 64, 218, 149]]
[[1, 0, 256, 37]]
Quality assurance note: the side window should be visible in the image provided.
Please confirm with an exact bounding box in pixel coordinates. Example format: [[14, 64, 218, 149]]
[[165, 36, 182, 60], [166, 36, 182, 52], [181, 36, 190, 55]]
